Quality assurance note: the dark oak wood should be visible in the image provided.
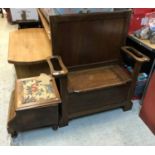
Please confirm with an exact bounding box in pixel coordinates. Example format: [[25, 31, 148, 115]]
[[5, 8, 13, 24], [8, 10, 150, 134], [7, 18, 59, 136], [67, 65, 131, 93], [48, 10, 150, 126], [126, 35, 155, 75], [7, 62, 61, 137], [50, 11, 131, 67]]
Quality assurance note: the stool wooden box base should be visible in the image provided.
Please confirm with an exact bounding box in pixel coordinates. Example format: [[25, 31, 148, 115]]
[[7, 74, 61, 138]]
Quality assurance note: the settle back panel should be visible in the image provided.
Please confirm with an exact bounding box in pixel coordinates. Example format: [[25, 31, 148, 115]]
[[50, 11, 131, 67]]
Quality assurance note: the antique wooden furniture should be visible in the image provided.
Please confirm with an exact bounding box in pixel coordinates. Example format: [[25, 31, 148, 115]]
[[127, 34, 155, 75], [126, 34, 155, 99], [47, 10, 150, 126], [8, 74, 61, 137], [7, 28, 61, 137], [8, 27, 53, 79], [8, 28, 52, 63]]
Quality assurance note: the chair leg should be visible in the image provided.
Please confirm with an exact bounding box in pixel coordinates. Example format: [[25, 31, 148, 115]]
[[59, 118, 68, 127], [122, 101, 133, 111]]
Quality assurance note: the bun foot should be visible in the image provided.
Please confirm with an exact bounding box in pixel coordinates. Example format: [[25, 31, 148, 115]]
[[52, 126, 58, 131], [11, 131, 18, 138], [122, 101, 133, 111]]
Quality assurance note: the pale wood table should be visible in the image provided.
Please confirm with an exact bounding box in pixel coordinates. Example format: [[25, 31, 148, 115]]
[[8, 28, 52, 63], [127, 35, 155, 104], [129, 34, 155, 50]]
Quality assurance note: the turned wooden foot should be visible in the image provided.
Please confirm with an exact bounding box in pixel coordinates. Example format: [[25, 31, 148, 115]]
[[59, 120, 68, 128], [58, 116, 69, 127], [52, 125, 58, 131], [11, 131, 18, 138], [122, 101, 133, 111]]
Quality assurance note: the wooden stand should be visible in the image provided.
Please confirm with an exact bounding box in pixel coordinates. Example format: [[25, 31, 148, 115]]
[[47, 11, 150, 126], [7, 28, 60, 137], [8, 74, 61, 137], [127, 34, 155, 75], [8, 28, 52, 63]]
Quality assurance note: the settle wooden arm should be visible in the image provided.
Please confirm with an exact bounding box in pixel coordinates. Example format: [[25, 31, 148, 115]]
[[47, 56, 68, 78], [121, 46, 150, 99], [121, 46, 150, 77], [121, 46, 150, 63]]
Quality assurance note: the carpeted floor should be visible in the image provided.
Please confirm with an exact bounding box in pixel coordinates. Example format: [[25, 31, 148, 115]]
[[12, 101, 155, 146], [0, 16, 155, 146], [0, 16, 17, 146]]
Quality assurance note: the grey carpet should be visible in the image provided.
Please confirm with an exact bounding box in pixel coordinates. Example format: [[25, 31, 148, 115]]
[[0, 16, 17, 146], [12, 101, 155, 146]]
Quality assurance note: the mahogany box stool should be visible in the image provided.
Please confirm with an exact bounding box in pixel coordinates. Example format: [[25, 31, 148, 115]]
[[7, 74, 61, 137]]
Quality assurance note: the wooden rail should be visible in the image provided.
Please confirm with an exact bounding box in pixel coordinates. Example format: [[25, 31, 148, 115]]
[[37, 9, 51, 40]]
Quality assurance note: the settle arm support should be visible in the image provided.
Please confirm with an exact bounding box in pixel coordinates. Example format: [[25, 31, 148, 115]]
[[121, 46, 150, 63], [121, 46, 150, 98], [122, 46, 150, 77], [47, 56, 68, 78]]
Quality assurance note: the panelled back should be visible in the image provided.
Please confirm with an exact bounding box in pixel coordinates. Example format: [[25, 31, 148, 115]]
[[50, 11, 131, 67]]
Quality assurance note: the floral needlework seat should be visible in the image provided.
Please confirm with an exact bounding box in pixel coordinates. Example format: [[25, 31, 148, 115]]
[[21, 74, 56, 104]]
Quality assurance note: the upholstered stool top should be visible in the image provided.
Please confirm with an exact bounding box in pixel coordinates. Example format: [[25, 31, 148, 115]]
[[15, 73, 61, 110]]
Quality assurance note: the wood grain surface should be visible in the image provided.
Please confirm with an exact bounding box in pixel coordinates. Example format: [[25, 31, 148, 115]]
[[129, 34, 155, 50], [37, 9, 51, 40], [8, 28, 52, 63], [68, 65, 131, 93]]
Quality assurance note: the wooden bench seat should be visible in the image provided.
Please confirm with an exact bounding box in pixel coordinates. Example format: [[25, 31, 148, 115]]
[[68, 65, 132, 93]]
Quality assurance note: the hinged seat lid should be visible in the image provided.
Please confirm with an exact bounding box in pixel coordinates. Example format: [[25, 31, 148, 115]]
[[68, 65, 132, 93], [15, 74, 61, 111]]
